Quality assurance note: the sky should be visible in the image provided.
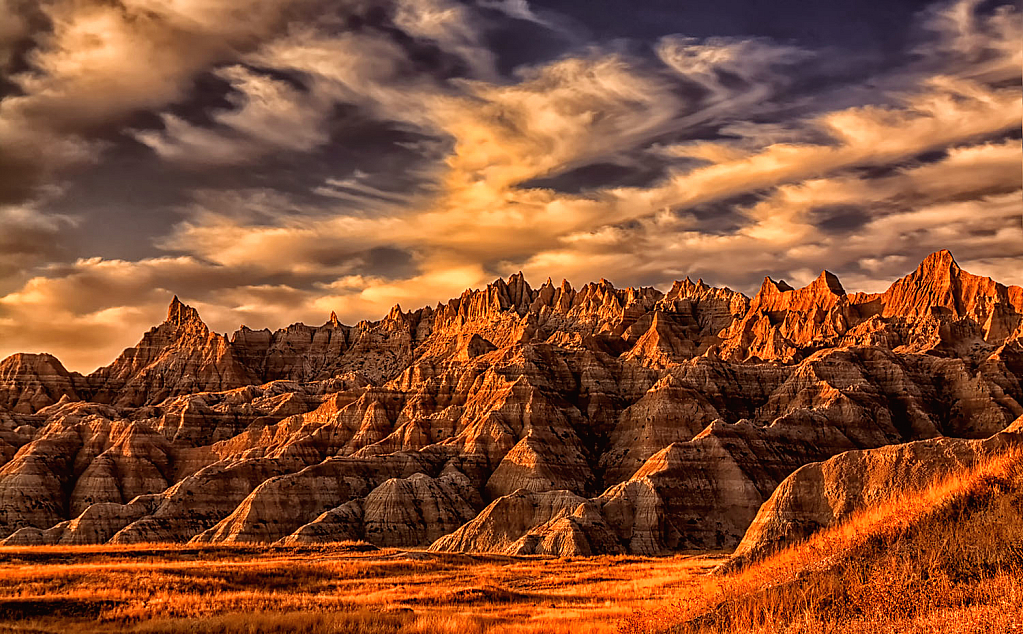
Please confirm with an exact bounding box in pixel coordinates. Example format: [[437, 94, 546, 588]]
[[0, 0, 1020, 372]]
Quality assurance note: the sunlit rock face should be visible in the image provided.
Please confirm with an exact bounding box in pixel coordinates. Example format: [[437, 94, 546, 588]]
[[0, 251, 1020, 553], [728, 430, 1022, 568]]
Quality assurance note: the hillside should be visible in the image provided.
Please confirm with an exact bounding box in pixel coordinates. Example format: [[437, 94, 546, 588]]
[[622, 443, 1023, 633], [0, 250, 1020, 552]]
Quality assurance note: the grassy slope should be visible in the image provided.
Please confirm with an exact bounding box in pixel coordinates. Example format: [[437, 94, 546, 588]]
[[622, 448, 1023, 634]]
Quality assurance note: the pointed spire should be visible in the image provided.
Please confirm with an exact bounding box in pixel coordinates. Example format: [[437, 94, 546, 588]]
[[917, 249, 960, 276], [810, 270, 846, 295], [168, 295, 183, 319], [329, 311, 341, 327], [926, 249, 957, 265], [165, 295, 205, 330], [759, 277, 794, 295]]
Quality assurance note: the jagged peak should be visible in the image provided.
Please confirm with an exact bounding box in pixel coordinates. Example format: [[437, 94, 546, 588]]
[[329, 311, 341, 328], [166, 296, 205, 328], [873, 250, 986, 320], [896, 250, 962, 286], [886, 251, 958, 288], [920, 249, 959, 271], [488, 276, 508, 291], [759, 277, 795, 295], [811, 270, 846, 295], [386, 303, 406, 322], [503, 271, 533, 307], [669, 276, 715, 295]]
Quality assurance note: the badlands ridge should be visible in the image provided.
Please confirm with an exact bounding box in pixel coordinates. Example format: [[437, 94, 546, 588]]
[[0, 250, 1020, 558]]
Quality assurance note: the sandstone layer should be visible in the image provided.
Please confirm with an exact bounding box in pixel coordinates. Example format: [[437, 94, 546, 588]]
[[0, 251, 1019, 554]]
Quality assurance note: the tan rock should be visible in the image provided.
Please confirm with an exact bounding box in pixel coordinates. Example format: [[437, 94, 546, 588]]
[[429, 489, 592, 554], [279, 500, 364, 545], [731, 431, 1023, 565], [0, 354, 81, 414], [0, 250, 1019, 555], [87, 298, 260, 407], [361, 471, 479, 547]]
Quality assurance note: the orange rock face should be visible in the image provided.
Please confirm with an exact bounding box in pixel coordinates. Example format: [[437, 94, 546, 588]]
[[0, 251, 1020, 553]]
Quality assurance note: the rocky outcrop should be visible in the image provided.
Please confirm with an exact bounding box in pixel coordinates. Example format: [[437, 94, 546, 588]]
[[729, 431, 1023, 566], [429, 489, 595, 554], [229, 317, 350, 383], [1, 495, 161, 546], [86, 298, 260, 407], [0, 354, 82, 414], [0, 251, 1019, 556]]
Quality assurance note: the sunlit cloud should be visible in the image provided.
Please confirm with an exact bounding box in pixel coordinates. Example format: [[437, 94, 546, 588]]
[[0, 0, 1019, 371]]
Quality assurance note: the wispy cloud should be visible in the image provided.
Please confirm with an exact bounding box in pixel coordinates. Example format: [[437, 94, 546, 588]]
[[0, 0, 1019, 371]]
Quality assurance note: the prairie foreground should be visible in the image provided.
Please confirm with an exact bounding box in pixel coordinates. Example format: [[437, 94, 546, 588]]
[[0, 544, 721, 633]]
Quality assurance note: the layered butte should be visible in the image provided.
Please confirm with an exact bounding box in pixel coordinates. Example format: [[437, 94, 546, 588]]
[[0, 250, 1020, 554]]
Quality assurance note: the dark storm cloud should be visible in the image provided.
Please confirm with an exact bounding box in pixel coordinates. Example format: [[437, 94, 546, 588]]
[[812, 205, 873, 234]]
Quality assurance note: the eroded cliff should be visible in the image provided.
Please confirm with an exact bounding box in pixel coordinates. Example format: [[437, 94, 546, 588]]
[[0, 251, 1020, 553]]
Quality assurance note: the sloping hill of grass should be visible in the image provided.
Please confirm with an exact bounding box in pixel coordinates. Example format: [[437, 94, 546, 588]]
[[622, 447, 1023, 634]]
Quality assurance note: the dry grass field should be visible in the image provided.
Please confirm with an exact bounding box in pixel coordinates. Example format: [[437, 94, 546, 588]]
[[624, 448, 1023, 634], [0, 542, 720, 633], [1, 449, 1020, 634]]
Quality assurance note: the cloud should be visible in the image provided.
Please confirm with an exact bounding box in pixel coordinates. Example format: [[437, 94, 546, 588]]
[[0, 254, 486, 372], [918, 0, 1022, 82], [131, 0, 509, 168], [133, 65, 333, 164], [118, 1, 1023, 290], [657, 35, 811, 106], [515, 138, 1022, 292], [0, 203, 77, 292], [0, 0, 1020, 372], [0, 0, 32, 71], [0, 0, 320, 201], [476, 0, 546, 25], [394, 0, 497, 79]]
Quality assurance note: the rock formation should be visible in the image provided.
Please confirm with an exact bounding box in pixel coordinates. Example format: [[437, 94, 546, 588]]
[[0, 251, 1020, 555], [728, 430, 1023, 566], [0, 354, 82, 414]]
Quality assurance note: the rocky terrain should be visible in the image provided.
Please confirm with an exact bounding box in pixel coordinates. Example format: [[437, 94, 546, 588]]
[[728, 427, 1023, 567], [0, 250, 1020, 554]]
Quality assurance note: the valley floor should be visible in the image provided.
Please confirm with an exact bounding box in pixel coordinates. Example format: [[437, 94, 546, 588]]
[[0, 544, 721, 633]]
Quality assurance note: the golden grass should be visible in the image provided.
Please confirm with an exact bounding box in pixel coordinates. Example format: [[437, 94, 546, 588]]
[[0, 541, 719, 633], [621, 447, 1023, 634], [3, 450, 1019, 633]]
